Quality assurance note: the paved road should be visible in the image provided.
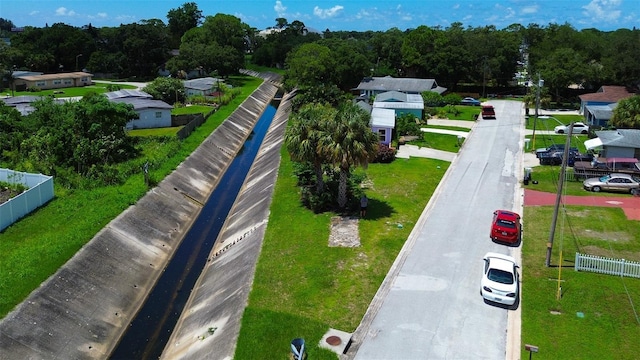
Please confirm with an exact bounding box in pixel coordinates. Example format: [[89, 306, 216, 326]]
[[348, 100, 525, 360]]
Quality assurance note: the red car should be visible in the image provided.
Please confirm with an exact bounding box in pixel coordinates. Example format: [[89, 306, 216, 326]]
[[490, 210, 521, 244]]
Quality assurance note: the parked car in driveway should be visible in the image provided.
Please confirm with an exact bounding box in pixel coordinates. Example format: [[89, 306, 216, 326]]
[[554, 122, 589, 134], [583, 173, 640, 194], [460, 97, 481, 106], [481, 252, 519, 306], [490, 210, 521, 244]]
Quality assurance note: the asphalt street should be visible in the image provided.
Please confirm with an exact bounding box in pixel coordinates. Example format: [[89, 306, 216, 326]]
[[348, 100, 525, 360]]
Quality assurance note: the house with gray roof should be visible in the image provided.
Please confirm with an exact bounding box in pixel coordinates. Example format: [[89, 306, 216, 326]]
[[0, 95, 64, 115], [579, 86, 635, 127], [110, 97, 173, 129], [104, 89, 153, 100], [585, 129, 640, 159], [183, 77, 223, 97], [372, 90, 424, 119], [355, 76, 447, 97], [584, 103, 617, 127]]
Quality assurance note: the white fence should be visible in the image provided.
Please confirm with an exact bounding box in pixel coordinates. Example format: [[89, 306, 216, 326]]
[[0, 168, 54, 232], [575, 252, 640, 279]]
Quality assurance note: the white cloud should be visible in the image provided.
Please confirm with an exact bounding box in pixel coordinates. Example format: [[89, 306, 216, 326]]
[[313, 5, 344, 19], [274, 1, 287, 17], [582, 0, 622, 22], [29, 11, 40, 16], [521, 5, 538, 15], [453, 4, 460, 10], [97, 12, 107, 19], [55, 7, 76, 17]]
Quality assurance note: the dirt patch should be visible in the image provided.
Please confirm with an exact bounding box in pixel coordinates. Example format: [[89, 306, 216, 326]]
[[579, 229, 633, 243], [581, 246, 640, 262], [0, 187, 22, 205], [329, 216, 361, 247]]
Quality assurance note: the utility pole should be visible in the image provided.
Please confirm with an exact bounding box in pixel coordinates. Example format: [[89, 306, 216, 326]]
[[546, 123, 573, 267], [531, 74, 543, 150]]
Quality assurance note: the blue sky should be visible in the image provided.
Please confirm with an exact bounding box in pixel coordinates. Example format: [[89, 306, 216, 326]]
[[2, 0, 637, 32]]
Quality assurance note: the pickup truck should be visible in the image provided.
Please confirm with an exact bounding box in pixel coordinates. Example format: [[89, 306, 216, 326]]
[[538, 149, 592, 166], [535, 144, 579, 160]]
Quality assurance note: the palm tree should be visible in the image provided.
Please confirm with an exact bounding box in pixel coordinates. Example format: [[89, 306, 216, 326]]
[[322, 102, 379, 209], [611, 95, 640, 129], [284, 103, 336, 194]]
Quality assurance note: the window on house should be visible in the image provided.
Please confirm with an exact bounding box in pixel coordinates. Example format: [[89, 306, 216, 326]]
[[64, 79, 72, 85], [36, 81, 46, 87], [378, 129, 386, 142], [53, 79, 62, 85], [155, 112, 162, 118]]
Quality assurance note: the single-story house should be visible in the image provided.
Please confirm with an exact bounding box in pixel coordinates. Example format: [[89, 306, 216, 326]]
[[0, 95, 64, 115], [579, 86, 635, 127], [13, 72, 93, 91], [354, 76, 447, 97], [373, 90, 424, 119], [584, 103, 617, 127], [183, 77, 224, 97], [370, 108, 396, 145], [104, 89, 153, 100], [585, 129, 640, 159], [109, 96, 173, 130]]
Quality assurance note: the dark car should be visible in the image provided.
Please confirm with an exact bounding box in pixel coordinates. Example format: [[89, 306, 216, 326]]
[[539, 149, 591, 166], [481, 105, 496, 119], [490, 210, 521, 244], [461, 97, 481, 106]]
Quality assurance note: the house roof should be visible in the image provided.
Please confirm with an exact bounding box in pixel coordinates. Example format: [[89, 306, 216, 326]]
[[355, 76, 447, 94], [16, 72, 93, 81], [355, 100, 372, 113], [585, 103, 617, 120], [1, 95, 46, 105], [184, 77, 223, 91], [595, 129, 640, 148], [371, 108, 396, 128], [104, 90, 153, 100], [111, 98, 173, 111], [579, 86, 635, 103], [373, 91, 424, 110]]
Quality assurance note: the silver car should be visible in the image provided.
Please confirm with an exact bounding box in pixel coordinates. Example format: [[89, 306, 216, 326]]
[[583, 173, 640, 194]]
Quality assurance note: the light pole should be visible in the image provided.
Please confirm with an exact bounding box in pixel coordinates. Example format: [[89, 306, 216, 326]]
[[531, 74, 544, 150], [75, 54, 83, 71]]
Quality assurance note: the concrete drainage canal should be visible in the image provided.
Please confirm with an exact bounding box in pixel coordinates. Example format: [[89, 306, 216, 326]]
[[110, 103, 278, 359]]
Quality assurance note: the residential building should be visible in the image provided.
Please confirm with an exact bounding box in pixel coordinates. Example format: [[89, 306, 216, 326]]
[[372, 90, 424, 119], [579, 86, 635, 127], [585, 129, 640, 159], [354, 76, 447, 97], [13, 72, 93, 91]]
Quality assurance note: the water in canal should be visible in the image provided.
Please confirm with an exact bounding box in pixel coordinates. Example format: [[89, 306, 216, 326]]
[[110, 103, 278, 359]]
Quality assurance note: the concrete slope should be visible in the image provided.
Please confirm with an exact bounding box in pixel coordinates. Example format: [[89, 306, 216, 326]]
[[0, 81, 279, 359], [161, 89, 296, 360]]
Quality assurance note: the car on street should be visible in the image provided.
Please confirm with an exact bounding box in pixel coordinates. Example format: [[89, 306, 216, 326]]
[[481, 105, 495, 119], [481, 252, 519, 306], [554, 122, 589, 134], [460, 97, 481, 106], [583, 173, 640, 194], [490, 210, 521, 244]]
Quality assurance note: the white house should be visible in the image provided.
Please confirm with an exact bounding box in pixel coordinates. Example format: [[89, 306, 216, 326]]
[[370, 108, 396, 145], [183, 77, 223, 97], [110, 97, 173, 129]]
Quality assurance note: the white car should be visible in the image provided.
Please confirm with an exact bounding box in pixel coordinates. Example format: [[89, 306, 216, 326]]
[[554, 122, 589, 134], [480, 252, 519, 306]]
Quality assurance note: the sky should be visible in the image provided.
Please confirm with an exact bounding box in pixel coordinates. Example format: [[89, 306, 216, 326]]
[[1, 0, 637, 32]]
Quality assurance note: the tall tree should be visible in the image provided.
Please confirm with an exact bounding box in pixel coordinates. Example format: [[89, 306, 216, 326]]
[[610, 95, 640, 129], [321, 102, 378, 208], [285, 103, 337, 194], [167, 2, 203, 44]]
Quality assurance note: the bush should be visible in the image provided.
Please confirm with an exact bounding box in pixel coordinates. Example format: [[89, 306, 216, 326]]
[[373, 143, 396, 163]]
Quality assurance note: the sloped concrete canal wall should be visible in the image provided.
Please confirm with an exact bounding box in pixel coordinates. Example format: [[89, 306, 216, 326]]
[[0, 80, 279, 359], [161, 89, 296, 359]]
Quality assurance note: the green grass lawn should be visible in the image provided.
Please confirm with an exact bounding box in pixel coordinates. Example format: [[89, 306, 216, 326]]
[[525, 114, 585, 131], [0, 74, 263, 318], [408, 132, 464, 152], [522, 205, 640, 359], [235, 152, 450, 359], [8, 82, 137, 98]]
